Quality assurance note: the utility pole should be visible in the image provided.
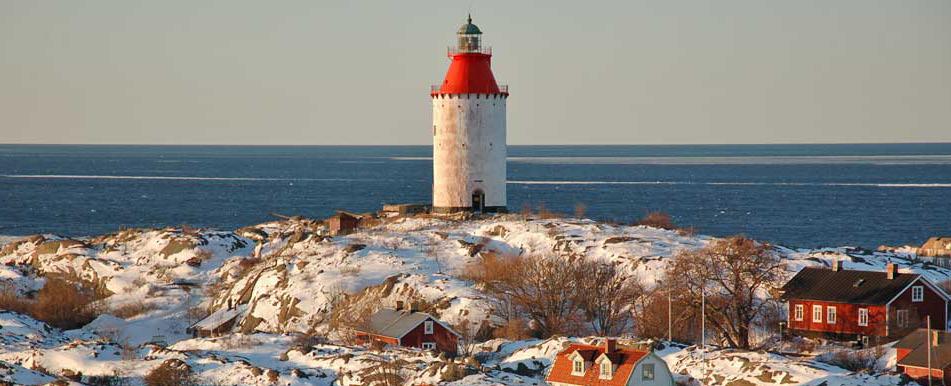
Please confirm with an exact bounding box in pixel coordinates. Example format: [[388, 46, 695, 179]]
[[927, 316, 932, 386], [668, 282, 672, 343]]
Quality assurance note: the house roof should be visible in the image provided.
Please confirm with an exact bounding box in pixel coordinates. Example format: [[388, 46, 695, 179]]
[[361, 309, 460, 339], [190, 304, 247, 331], [546, 343, 648, 386], [897, 329, 951, 369], [780, 267, 921, 305]]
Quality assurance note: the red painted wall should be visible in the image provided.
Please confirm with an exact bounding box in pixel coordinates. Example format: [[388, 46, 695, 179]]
[[890, 280, 947, 333], [900, 365, 949, 385], [787, 278, 948, 338], [399, 318, 458, 356], [787, 300, 886, 336], [355, 317, 458, 356]]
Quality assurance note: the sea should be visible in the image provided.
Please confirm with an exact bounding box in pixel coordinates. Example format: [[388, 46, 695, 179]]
[[1, 143, 950, 249]]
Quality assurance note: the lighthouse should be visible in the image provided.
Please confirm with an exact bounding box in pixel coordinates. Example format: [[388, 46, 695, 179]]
[[431, 15, 508, 214]]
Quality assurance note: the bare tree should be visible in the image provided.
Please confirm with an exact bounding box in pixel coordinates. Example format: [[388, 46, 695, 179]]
[[471, 254, 586, 337], [575, 261, 642, 336], [665, 236, 785, 349], [452, 318, 482, 357]]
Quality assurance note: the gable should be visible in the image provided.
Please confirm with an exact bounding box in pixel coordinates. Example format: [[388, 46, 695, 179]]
[[545, 344, 647, 386]]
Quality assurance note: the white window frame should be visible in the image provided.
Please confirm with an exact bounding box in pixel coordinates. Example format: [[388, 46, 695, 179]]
[[896, 309, 909, 328], [424, 320, 434, 335], [599, 361, 613, 379], [812, 305, 823, 323], [572, 358, 585, 376], [912, 286, 924, 302], [858, 308, 869, 326], [421, 342, 436, 350], [642, 363, 655, 381], [826, 306, 836, 324], [794, 304, 804, 321]]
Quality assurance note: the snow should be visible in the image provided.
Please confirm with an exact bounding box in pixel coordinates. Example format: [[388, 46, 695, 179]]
[[0, 215, 947, 385]]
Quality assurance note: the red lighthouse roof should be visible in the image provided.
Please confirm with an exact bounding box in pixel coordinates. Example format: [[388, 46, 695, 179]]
[[431, 16, 507, 96]]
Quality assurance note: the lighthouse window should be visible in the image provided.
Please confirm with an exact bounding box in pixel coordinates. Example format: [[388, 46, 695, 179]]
[[433, 125, 436, 135]]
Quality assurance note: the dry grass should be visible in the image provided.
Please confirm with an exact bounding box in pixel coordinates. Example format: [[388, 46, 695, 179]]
[[340, 265, 361, 276], [635, 211, 677, 230], [0, 277, 104, 329], [110, 302, 156, 319]]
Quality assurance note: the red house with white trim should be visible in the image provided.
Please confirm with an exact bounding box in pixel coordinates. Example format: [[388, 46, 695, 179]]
[[354, 304, 460, 356], [779, 262, 950, 343]]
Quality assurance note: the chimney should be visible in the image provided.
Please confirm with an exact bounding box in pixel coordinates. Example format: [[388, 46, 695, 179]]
[[603, 338, 617, 353], [934, 331, 941, 347], [395, 300, 404, 311], [831, 259, 840, 271], [886, 263, 895, 280]]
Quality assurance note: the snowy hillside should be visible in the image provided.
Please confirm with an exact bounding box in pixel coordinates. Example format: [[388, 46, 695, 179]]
[[1, 214, 947, 385]]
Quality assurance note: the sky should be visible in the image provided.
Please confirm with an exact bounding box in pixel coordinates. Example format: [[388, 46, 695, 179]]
[[1, 1, 949, 145]]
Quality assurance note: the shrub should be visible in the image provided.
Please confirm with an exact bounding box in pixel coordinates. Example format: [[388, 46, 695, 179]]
[[0, 284, 31, 315], [492, 319, 532, 340], [818, 349, 877, 372], [635, 211, 676, 230], [31, 277, 103, 330], [144, 359, 195, 386], [110, 302, 155, 319], [0, 278, 104, 330]]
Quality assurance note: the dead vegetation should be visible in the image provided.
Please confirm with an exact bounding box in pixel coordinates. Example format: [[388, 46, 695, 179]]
[[0, 277, 104, 329], [461, 252, 640, 338], [143, 359, 196, 386], [109, 302, 156, 319]]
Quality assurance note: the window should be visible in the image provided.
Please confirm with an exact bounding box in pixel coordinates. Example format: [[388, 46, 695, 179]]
[[812, 305, 823, 323], [826, 306, 836, 324], [424, 321, 434, 334], [599, 361, 613, 379], [794, 304, 804, 321], [572, 359, 585, 375], [642, 363, 655, 381], [912, 286, 924, 302], [896, 309, 909, 328], [858, 308, 869, 326], [421, 342, 436, 350]]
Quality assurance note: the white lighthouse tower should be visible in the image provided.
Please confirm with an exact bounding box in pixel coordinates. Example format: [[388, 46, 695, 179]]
[[431, 15, 508, 213]]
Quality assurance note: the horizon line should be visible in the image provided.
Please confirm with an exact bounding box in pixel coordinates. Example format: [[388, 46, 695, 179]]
[[2, 141, 950, 147]]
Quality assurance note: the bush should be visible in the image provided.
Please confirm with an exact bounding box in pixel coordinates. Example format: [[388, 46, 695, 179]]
[[110, 302, 155, 319], [635, 211, 676, 230], [31, 277, 103, 329], [0, 278, 103, 330], [0, 284, 31, 315], [818, 349, 877, 372], [144, 359, 195, 386], [492, 319, 532, 340]]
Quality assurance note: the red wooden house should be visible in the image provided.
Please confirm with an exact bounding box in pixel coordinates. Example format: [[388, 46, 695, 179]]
[[354, 303, 460, 356], [895, 329, 951, 385], [779, 262, 950, 343]]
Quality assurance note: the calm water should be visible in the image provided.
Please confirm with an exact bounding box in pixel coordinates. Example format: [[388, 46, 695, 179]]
[[1, 143, 950, 249]]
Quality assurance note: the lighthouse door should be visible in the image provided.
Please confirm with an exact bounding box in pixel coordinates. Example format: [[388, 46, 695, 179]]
[[472, 190, 486, 213]]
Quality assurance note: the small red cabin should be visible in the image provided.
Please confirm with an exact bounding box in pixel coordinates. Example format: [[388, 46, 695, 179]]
[[326, 211, 359, 236], [354, 304, 460, 356], [779, 262, 949, 343]]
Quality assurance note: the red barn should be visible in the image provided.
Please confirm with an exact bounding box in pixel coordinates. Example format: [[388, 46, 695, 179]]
[[354, 304, 460, 356], [779, 262, 949, 343], [895, 329, 951, 385]]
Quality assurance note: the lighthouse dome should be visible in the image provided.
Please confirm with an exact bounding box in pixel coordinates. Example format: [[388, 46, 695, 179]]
[[457, 15, 482, 35]]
